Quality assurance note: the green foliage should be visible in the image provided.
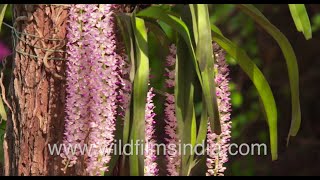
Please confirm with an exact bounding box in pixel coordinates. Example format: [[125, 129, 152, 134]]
[[0, 4, 8, 32], [0, 97, 6, 121], [135, 3, 297, 172], [0, 97, 6, 166], [114, 14, 134, 175], [288, 4, 312, 40], [130, 15, 149, 176], [237, 4, 301, 147], [191, 4, 221, 134], [175, 37, 196, 176], [210, 25, 278, 161]]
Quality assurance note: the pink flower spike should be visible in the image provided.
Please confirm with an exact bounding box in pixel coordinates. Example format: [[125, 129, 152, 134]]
[[164, 44, 180, 176], [144, 87, 158, 176], [206, 43, 232, 176], [62, 4, 125, 176]]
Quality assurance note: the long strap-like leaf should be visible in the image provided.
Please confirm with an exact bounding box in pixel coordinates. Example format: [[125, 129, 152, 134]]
[[137, 6, 202, 88], [211, 25, 278, 161], [130, 15, 149, 176], [191, 4, 221, 134], [175, 36, 196, 176], [288, 4, 312, 40], [138, 5, 223, 135], [0, 4, 8, 33], [237, 4, 301, 146]]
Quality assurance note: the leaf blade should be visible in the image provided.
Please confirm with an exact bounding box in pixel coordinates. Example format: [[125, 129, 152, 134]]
[[0, 96, 7, 121], [115, 13, 134, 147], [137, 6, 203, 88], [196, 98, 207, 145], [129, 16, 149, 176], [288, 4, 312, 40], [211, 26, 278, 160], [237, 4, 301, 148], [175, 36, 196, 175], [0, 4, 8, 33], [193, 4, 221, 134]]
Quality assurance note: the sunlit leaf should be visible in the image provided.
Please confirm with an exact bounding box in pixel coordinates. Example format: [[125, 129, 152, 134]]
[[211, 25, 278, 160], [237, 4, 301, 147], [0, 4, 8, 32], [192, 4, 221, 134], [0, 96, 7, 121], [288, 4, 312, 40], [188, 5, 198, 45], [129, 15, 149, 176]]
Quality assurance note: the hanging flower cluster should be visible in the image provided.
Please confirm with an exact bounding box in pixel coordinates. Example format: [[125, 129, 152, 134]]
[[164, 44, 180, 176], [144, 87, 158, 176], [206, 43, 232, 176], [61, 4, 90, 170], [62, 4, 124, 175], [61, 4, 231, 176]]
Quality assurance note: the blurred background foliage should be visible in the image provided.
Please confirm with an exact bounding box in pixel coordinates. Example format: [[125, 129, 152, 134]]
[[1, 4, 320, 175]]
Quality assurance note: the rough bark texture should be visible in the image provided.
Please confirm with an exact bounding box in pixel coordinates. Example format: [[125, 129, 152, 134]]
[[3, 5, 82, 176]]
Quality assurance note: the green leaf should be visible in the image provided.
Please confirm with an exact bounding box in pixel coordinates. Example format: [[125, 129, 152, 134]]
[[192, 4, 221, 134], [288, 4, 312, 40], [211, 26, 278, 160], [196, 97, 207, 145], [137, 6, 202, 88], [116, 14, 135, 83], [145, 21, 171, 48], [191, 106, 197, 148], [0, 96, 7, 121], [211, 24, 223, 36], [129, 16, 149, 176], [237, 4, 301, 148], [175, 36, 195, 176], [115, 14, 135, 175], [115, 14, 133, 145], [189, 151, 207, 176], [188, 5, 198, 45], [187, 158, 201, 176], [0, 4, 8, 33]]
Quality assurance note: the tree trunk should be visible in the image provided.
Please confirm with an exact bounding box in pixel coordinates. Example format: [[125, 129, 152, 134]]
[[3, 4, 82, 176]]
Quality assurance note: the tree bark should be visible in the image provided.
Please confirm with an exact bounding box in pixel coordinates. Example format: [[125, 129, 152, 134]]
[[3, 4, 81, 176]]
